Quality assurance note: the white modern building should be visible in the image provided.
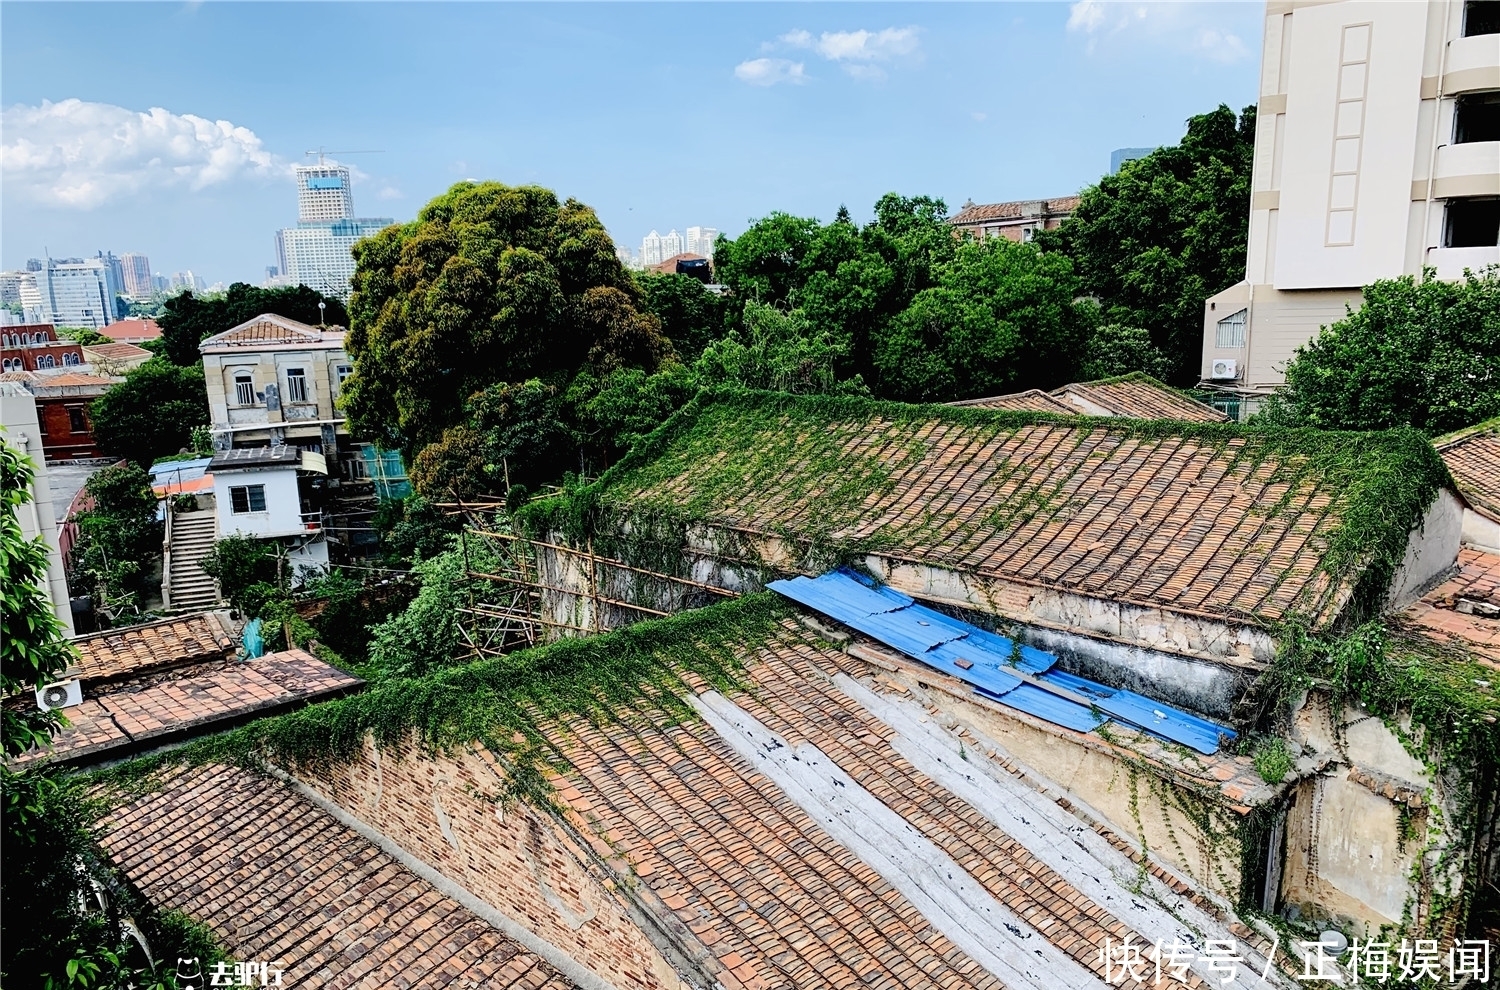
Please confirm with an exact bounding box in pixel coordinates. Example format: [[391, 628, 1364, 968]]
[[1201, 0, 1500, 413], [23, 260, 114, 330], [208, 446, 330, 576], [686, 226, 719, 257], [274, 162, 393, 300]]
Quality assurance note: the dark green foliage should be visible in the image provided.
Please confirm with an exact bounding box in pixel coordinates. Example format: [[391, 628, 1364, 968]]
[[696, 302, 869, 396], [2, 440, 73, 757], [373, 493, 460, 566], [199, 535, 281, 612], [1257, 268, 1500, 434], [159, 282, 347, 366], [1077, 324, 1174, 382], [574, 363, 699, 460], [55, 326, 111, 345], [344, 182, 671, 463], [90, 358, 210, 466], [1038, 104, 1256, 383], [872, 237, 1092, 401], [299, 570, 415, 665], [365, 535, 502, 679], [637, 272, 728, 360], [69, 464, 163, 622]]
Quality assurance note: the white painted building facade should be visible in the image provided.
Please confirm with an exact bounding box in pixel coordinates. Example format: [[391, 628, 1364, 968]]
[[1201, 0, 1500, 411]]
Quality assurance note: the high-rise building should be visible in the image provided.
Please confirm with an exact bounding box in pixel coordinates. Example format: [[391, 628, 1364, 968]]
[[660, 229, 685, 260], [28, 259, 114, 329], [1109, 148, 1156, 175], [686, 226, 719, 257], [641, 230, 664, 268], [296, 163, 357, 222], [1201, 0, 1500, 412], [0, 271, 23, 306], [120, 253, 153, 298], [171, 271, 207, 293], [275, 162, 393, 300]]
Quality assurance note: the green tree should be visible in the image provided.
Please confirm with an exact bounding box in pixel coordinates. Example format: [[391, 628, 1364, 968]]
[[1038, 104, 1256, 383], [365, 535, 502, 678], [90, 358, 210, 466], [343, 182, 671, 473], [1257, 268, 1500, 433], [872, 238, 1092, 401], [1077, 324, 1174, 382], [199, 535, 282, 612], [55, 327, 111, 345], [696, 302, 868, 396], [637, 272, 728, 360], [158, 282, 347, 366], [410, 378, 577, 499], [69, 464, 162, 622]]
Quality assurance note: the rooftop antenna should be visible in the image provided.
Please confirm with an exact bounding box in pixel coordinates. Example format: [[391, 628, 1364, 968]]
[[304, 148, 385, 166]]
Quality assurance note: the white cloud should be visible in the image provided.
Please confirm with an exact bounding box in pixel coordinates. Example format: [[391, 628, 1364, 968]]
[[1, 98, 284, 210], [1065, 2, 1250, 63], [751, 26, 921, 83], [734, 57, 807, 87], [377, 185, 404, 200]]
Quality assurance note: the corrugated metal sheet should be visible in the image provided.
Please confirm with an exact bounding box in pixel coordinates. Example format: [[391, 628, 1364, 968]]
[[769, 569, 1236, 754]]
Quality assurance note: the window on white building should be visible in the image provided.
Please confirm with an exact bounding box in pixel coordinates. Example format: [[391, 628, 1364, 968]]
[[229, 484, 267, 513], [336, 364, 353, 389], [1215, 308, 1248, 348], [234, 373, 255, 406], [285, 368, 308, 403]]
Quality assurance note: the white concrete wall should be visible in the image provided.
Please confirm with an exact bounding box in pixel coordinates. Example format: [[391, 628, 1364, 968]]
[[0, 387, 75, 636], [212, 466, 304, 538], [1460, 507, 1500, 555], [1384, 488, 1464, 610]]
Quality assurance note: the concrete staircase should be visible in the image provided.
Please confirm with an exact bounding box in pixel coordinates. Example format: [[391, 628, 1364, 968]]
[[164, 509, 220, 611]]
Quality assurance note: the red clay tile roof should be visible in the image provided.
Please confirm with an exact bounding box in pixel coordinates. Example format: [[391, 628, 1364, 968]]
[[200, 314, 344, 350], [72, 612, 237, 682], [599, 392, 1444, 627], [1437, 420, 1500, 522], [949, 197, 1080, 226], [542, 620, 1264, 990], [101, 318, 162, 341], [82, 341, 152, 361], [104, 764, 577, 989], [1403, 548, 1500, 665], [1053, 374, 1228, 423], [23, 648, 362, 766], [29, 371, 118, 389], [949, 388, 1075, 413]]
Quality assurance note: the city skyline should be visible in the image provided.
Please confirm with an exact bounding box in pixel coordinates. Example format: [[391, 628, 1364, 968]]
[[0, 3, 1262, 285]]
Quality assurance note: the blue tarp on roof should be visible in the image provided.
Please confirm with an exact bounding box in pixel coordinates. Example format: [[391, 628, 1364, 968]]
[[768, 568, 1237, 754]]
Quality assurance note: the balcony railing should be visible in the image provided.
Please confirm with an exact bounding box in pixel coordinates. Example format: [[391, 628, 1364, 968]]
[[300, 510, 323, 532]]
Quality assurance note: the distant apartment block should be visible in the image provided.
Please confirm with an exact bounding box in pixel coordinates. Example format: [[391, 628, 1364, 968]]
[[19, 260, 115, 330], [1110, 147, 1157, 174], [947, 197, 1080, 243], [275, 163, 393, 300], [119, 253, 153, 298], [1201, 0, 1500, 410], [686, 226, 719, 257]]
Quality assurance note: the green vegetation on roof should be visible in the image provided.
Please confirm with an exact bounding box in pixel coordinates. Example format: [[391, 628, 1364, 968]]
[[96, 593, 792, 800], [518, 388, 1453, 627], [1433, 415, 1500, 449]]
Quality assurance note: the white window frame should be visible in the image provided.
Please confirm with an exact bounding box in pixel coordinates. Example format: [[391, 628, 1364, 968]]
[[233, 373, 255, 406], [1215, 308, 1248, 349], [285, 367, 309, 403], [229, 484, 267, 514]]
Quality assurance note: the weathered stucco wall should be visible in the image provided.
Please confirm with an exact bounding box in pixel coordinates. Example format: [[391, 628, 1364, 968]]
[[1459, 507, 1500, 556], [1281, 692, 1456, 932], [1384, 490, 1465, 611], [293, 734, 680, 990]]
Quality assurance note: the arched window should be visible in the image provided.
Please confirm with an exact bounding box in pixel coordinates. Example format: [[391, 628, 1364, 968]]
[[234, 373, 255, 406], [32, 332, 46, 344], [63, 352, 79, 366], [37, 354, 54, 369]]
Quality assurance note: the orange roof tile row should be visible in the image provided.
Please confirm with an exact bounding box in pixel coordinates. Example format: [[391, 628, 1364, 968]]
[[1437, 422, 1500, 523], [1055, 375, 1228, 423], [104, 765, 576, 990], [72, 612, 237, 682], [949, 388, 1075, 414], [1403, 548, 1500, 664], [23, 649, 362, 766], [604, 395, 1435, 626], [949, 197, 1081, 226]]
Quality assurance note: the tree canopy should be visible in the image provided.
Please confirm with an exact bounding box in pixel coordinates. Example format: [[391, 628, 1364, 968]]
[[158, 282, 348, 366], [343, 181, 672, 493], [90, 357, 210, 466], [1037, 104, 1256, 383], [1257, 268, 1500, 434]]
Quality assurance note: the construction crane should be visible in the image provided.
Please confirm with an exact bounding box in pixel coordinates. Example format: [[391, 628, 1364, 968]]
[[303, 148, 384, 165]]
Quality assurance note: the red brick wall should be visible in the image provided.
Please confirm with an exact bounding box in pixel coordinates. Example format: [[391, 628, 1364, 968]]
[[37, 397, 103, 459], [297, 734, 678, 990]]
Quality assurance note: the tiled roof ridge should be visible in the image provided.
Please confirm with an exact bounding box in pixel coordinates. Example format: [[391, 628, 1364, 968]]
[[1433, 416, 1500, 451]]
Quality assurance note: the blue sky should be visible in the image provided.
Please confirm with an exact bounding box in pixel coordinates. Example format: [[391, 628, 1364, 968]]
[[2, 2, 1264, 285]]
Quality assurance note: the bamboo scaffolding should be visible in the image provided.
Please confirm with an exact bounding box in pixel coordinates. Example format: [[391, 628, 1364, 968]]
[[464, 529, 736, 597], [466, 570, 672, 617]]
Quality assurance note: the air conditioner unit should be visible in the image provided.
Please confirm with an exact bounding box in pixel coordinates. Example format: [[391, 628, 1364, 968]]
[[1210, 359, 1238, 381], [36, 678, 82, 711]]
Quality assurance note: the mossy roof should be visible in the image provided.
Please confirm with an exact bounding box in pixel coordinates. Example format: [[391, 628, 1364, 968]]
[[565, 389, 1452, 629], [1435, 417, 1500, 523]]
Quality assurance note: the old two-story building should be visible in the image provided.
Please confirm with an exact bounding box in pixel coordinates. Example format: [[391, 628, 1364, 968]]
[[200, 313, 354, 461], [0, 369, 119, 461], [207, 446, 334, 576], [948, 196, 1080, 243], [0, 323, 86, 373]]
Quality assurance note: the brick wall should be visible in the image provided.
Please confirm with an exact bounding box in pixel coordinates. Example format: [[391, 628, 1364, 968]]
[[37, 397, 103, 459], [296, 733, 679, 990]]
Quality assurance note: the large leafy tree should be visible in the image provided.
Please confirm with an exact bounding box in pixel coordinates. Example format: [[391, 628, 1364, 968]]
[[1038, 104, 1256, 383], [1258, 268, 1500, 434], [69, 463, 162, 623], [90, 358, 210, 466], [158, 283, 347, 366], [343, 182, 672, 492], [872, 238, 1093, 401]]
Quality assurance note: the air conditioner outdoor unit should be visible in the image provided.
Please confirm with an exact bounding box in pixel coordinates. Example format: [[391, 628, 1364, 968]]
[[1210, 359, 1238, 381], [36, 678, 82, 711]]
